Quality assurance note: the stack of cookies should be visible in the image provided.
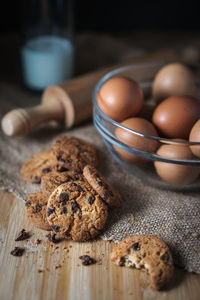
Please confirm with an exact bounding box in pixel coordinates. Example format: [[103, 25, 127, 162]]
[[20, 135, 174, 290], [21, 136, 123, 242]]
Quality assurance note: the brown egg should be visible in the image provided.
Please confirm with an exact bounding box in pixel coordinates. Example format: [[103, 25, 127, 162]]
[[115, 117, 158, 163], [154, 143, 200, 184], [152, 96, 200, 139], [97, 76, 143, 122], [189, 119, 200, 158], [153, 63, 195, 103]]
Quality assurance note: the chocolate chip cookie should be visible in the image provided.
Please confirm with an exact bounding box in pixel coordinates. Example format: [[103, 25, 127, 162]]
[[20, 149, 62, 183], [41, 170, 84, 196], [83, 165, 123, 207], [25, 192, 51, 230], [51, 136, 98, 172], [111, 235, 174, 290], [46, 180, 108, 241]]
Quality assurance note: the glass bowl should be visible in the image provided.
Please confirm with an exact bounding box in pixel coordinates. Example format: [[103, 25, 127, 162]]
[[93, 61, 200, 191]]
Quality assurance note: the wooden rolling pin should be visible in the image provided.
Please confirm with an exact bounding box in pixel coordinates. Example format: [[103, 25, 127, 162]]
[[1, 49, 178, 136]]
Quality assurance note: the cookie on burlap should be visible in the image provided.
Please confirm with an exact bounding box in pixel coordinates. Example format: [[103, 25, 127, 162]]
[[46, 180, 108, 241], [25, 192, 51, 230], [41, 171, 84, 196], [83, 165, 123, 207], [20, 149, 62, 183], [110, 235, 174, 290], [51, 136, 98, 172]]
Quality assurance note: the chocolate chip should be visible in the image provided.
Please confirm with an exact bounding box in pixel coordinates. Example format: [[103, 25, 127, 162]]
[[46, 233, 61, 244], [98, 180, 104, 186], [71, 202, 79, 213], [60, 167, 69, 172], [47, 207, 55, 217], [132, 243, 140, 251], [79, 255, 96, 266], [88, 195, 95, 205], [161, 252, 169, 262], [78, 214, 82, 220], [59, 192, 69, 204], [119, 256, 126, 266], [35, 204, 42, 212], [42, 167, 51, 174], [10, 247, 25, 257], [77, 185, 84, 192], [51, 225, 60, 232], [25, 201, 31, 207], [61, 206, 68, 214], [15, 229, 30, 241]]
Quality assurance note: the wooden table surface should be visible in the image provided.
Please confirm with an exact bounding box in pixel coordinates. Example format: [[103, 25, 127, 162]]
[[0, 190, 199, 300]]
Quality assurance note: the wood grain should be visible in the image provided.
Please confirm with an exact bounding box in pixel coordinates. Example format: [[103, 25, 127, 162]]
[[0, 190, 199, 300]]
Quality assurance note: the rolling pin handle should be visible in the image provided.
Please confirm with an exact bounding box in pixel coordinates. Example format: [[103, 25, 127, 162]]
[[1, 100, 65, 136]]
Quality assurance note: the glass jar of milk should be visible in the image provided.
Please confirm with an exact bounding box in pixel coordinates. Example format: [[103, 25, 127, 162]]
[[20, 0, 74, 91]]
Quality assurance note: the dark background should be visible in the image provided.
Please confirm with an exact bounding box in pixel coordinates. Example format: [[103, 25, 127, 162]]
[[0, 0, 200, 34]]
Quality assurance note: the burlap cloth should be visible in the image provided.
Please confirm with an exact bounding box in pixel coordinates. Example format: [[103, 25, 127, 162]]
[[0, 33, 200, 274]]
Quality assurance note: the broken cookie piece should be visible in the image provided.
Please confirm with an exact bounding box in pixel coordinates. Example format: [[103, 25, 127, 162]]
[[110, 235, 174, 290], [15, 229, 31, 241], [10, 247, 25, 257], [83, 165, 123, 207]]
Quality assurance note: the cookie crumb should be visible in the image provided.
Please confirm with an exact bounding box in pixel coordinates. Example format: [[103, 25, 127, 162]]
[[55, 264, 62, 269], [15, 229, 31, 241], [37, 269, 43, 273], [34, 239, 41, 245], [79, 255, 96, 266], [132, 242, 140, 251], [10, 247, 25, 257]]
